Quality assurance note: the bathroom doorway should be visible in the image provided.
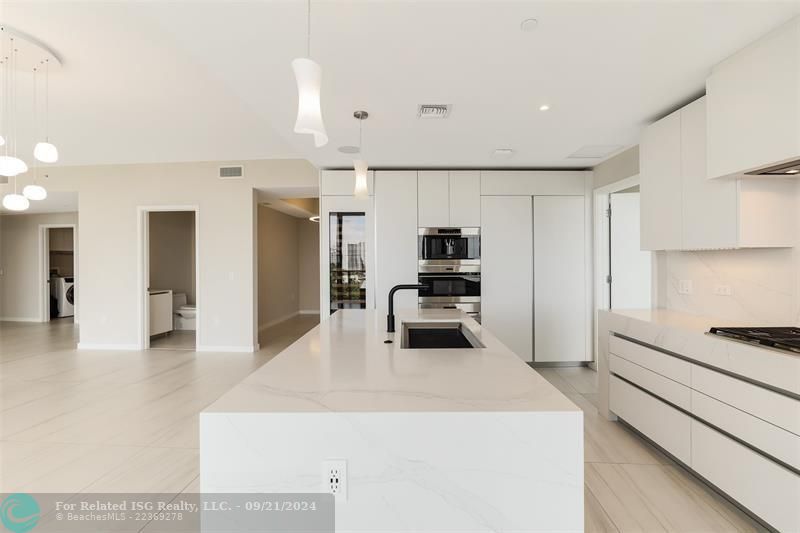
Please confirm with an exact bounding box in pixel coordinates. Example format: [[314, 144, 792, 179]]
[[138, 206, 199, 351]]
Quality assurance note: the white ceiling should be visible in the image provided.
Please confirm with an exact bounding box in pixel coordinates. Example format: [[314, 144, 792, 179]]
[[3, 1, 799, 169]]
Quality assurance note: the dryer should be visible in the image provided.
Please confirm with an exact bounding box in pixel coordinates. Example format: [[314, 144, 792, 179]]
[[51, 276, 74, 318]]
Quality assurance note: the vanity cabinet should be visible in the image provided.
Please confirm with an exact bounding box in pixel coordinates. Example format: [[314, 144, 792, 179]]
[[706, 17, 800, 179], [418, 171, 480, 227], [640, 96, 796, 250]]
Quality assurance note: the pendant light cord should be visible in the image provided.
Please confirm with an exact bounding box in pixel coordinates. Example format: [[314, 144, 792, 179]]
[[45, 59, 49, 141], [306, 0, 311, 58], [33, 67, 38, 181], [358, 118, 363, 154]]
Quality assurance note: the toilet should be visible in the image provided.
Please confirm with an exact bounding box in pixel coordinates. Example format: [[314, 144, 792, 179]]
[[172, 292, 197, 331]]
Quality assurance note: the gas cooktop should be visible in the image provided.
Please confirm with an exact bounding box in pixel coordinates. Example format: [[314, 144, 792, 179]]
[[709, 327, 800, 354]]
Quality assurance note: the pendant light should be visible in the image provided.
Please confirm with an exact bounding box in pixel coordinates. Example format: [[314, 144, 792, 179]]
[[23, 67, 46, 201], [353, 110, 368, 198], [33, 59, 57, 163], [0, 38, 28, 177], [2, 176, 29, 211], [292, 0, 327, 147]]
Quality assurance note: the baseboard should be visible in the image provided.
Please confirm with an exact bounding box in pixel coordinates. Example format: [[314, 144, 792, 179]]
[[258, 311, 300, 332], [299, 310, 320, 315], [77, 342, 140, 351], [196, 345, 258, 353], [0, 317, 40, 322]]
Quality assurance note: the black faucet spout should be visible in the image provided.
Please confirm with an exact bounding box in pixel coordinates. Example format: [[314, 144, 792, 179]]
[[387, 284, 427, 333]]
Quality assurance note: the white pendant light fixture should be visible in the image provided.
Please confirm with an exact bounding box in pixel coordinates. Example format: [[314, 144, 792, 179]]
[[352, 110, 369, 198], [3, 176, 30, 211], [292, 0, 327, 147], [0, 37, 27, 177], [24, 67, 46, 201], [33, 59, 57, 163]]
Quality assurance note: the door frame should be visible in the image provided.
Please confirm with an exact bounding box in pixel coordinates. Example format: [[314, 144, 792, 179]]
[[592, 175, 649, 362], [39, 223, 78, 323], [137, 205, 200, 350]]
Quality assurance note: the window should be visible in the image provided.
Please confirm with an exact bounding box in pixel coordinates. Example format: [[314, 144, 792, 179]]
[[329, 212, 366, 314]]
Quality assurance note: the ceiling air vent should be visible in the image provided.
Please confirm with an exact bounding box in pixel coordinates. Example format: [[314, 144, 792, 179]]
[[567, 145, 623, 159], [219, 165, 244, 179], [417, 104, 451, 119]]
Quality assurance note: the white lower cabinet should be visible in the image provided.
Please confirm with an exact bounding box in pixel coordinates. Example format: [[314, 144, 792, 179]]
[[691, 420, 800, 533], [609, 354, 691, 410], [609, 375, 692, 465]]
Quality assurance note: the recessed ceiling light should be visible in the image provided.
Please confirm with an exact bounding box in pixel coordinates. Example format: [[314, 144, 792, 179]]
[[520, 18, 539, 32], [338, 145, 360, 154], [493, 148, 514, 159], [539, 104, 550, 112]]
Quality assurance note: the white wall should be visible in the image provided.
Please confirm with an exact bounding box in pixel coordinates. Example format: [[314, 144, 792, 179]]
[[0, 212, 78, 321], [149, 211, 196, 304], [42, 159, 317, 350]]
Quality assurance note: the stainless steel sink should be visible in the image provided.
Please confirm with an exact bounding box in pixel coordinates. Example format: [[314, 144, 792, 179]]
[[400, 322, 484, 349]]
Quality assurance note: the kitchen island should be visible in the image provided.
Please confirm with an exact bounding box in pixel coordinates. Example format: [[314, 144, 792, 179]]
[[201, 309, 583, 532]]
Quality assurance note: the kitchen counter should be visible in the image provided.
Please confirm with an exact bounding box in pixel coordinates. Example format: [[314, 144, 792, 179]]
[[598, 309, 800, 419], [201, 309, 583, 532], [205, 308, 579, 414]]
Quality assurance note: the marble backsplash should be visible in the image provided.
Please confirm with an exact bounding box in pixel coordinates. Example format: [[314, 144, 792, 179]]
[[659, 247, 800, 325]]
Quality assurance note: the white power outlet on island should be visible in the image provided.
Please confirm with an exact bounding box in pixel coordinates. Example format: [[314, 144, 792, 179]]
[[713, 284, 733, 296], [322, 459, 347, 502], [678, 279, 693, 295]]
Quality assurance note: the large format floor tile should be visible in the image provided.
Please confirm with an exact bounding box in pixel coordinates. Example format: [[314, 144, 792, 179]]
[[1, 317, 763, 531]]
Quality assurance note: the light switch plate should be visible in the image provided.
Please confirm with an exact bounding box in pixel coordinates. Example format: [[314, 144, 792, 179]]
[[678, 280, 693, 295], [714, 284, 733, 296]]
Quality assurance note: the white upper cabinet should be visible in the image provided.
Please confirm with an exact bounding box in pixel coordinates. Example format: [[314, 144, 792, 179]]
[[706, 17, 800, 179], [640, 108, 682, 251], [417, 171, 450, 227], [418, 171, 481, 227], [680, 98, 738, 250], [448, 171, 481, 227], [640, 96, 797, 251]]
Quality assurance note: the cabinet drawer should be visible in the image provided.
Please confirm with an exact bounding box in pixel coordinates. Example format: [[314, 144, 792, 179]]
[[610, 354, 691, 410], [692, 420, 800, 532], [610, 375, 691, 465], [609, 335, 691, 385], [692, 365, 800, 435], [692, 390, 800, 471]]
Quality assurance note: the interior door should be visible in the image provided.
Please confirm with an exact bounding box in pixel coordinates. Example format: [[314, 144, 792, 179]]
[[609, 192, 651, 309], [143, 211, 151, 348], [43, 228, 51, 321], [481, 196, 533, 362], [533, 196, 588, 362]]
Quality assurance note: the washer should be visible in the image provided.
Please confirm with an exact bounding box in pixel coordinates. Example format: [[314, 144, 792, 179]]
[[51, 276, 74, 318]]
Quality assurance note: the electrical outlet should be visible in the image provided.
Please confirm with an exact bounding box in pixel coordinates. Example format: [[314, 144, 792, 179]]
[[714, 284, 733, 296], [678, 279, 693, 295], [322, 460, 347, 502]]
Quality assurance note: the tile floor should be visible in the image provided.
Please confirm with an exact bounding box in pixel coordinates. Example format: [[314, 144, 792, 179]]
[[0, 318, 763, 531]]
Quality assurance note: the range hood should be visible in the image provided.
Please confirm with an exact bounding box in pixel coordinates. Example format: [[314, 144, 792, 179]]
[[746, 159, 800, 176]]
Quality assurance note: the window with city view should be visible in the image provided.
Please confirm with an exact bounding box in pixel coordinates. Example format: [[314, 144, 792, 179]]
[[329, 212, 366, 314]]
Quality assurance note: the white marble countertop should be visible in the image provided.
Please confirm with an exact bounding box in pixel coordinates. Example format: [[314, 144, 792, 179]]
[[204, 309, 579, 414], [599, 308, 800, 397]]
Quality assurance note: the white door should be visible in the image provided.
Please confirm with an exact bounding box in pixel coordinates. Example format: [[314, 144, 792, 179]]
[[417, 171, 449, 228], [533, 196, 588, 362], [448, 171, 481, 227], [609, 192, 652, 309], [481, 196, 533, 362], [375, 171, 419, 318]]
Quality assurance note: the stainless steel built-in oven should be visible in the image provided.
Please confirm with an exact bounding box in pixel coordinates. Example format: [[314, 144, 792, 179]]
[[418, 271, 481, 322], [418, 228, 480, 272]]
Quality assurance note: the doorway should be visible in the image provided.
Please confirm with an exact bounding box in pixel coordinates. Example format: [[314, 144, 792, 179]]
[[39, 224, 77, 323], [138, 207, 199, 351]]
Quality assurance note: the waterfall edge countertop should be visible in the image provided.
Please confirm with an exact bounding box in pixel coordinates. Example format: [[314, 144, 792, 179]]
[[203, 309, 579, 414]]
